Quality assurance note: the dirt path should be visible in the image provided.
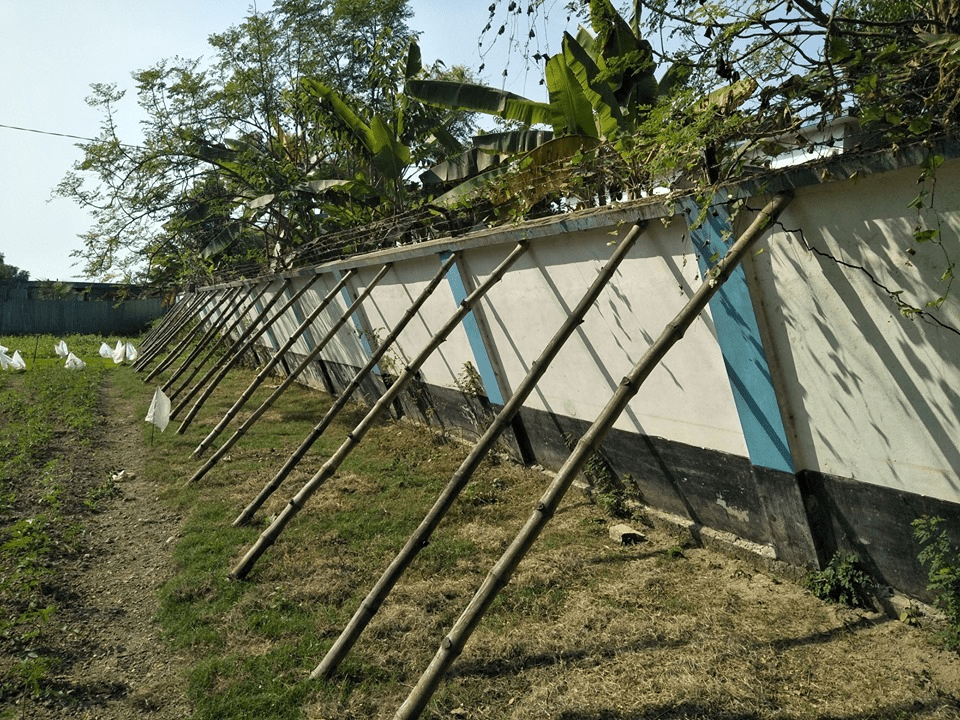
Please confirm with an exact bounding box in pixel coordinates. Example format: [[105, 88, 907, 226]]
[[13, 377, 190, 720]]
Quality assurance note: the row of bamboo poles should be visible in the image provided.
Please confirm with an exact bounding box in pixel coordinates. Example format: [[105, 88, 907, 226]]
[[135, 191, 791, 719]]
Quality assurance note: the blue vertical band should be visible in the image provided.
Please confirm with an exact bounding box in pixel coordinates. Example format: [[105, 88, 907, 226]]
[[440, 251, 505, 405], [335, 270, 378, 374], [679, 197, 794, 473]]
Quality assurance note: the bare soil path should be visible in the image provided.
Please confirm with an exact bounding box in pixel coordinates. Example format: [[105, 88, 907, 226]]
[[9, 377, 189, 720]]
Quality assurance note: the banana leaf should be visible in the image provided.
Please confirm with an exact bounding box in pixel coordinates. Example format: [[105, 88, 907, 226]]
[[405, 79, 553, 126], [545, 51, 600, 138]]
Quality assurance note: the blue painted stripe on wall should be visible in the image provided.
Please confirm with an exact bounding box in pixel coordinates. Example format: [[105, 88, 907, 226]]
[[679, 197, 794, 473], [440, 251, 505, 405], [335, 270, 378, 373], [258, 292, 281, 351]]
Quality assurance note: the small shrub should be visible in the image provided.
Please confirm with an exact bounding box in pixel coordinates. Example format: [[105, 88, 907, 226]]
[[913, 515, 960, 651], [804, 551, 873, 608]]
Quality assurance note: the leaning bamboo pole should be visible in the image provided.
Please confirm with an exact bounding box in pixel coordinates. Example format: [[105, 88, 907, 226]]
[[312, 220, 646, 679], [167, 279, 275, 405], [154, 285, 249, 389], [134, 291, 202, 370], [232, 252, 460, 527], [183, 262, 391, 459], [392, 191, 793, 720], [139, 290, 223, 374], [144, 287, 242, 383], [173, 276, 321, 434], [189, 270, 357, 459], [171, 278, 293, 426], [137, 291, 211, 370], [229, 241, 529, 580]]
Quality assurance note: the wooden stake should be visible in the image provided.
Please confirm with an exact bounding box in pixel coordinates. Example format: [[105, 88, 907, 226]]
[[229, 241, 529, 581], [233, 252, 460, 527], [313, 220, 646, 679], [393, 191, 792, 720]]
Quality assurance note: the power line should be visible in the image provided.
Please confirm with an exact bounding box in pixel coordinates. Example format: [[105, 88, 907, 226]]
[[0, 122, 144, 149]]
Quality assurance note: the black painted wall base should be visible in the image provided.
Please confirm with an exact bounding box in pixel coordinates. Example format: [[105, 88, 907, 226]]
[[268, 356, 960, 600]]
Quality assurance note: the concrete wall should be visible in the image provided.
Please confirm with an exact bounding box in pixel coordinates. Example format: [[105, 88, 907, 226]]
[[183, 139, 960, 600]]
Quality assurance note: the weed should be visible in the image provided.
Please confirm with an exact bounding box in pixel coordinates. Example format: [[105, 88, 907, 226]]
[[913, 515, 960, 651], [803, 551, 873, 608]]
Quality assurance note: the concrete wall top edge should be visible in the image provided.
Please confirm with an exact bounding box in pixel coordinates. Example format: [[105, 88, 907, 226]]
[[198, 136, 960, 293]]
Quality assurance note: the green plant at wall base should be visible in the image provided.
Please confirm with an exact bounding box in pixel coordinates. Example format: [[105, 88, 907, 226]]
[[803, 551, 873, 608], [913, 515, 960, 651]]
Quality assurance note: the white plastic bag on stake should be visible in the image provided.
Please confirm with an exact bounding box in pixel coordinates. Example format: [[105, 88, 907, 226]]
[[124, 342, 138, 362], [54, 340, 69, 358], [10, 351, 26, 371], [64, 353, 86, 370], [99, 342, 114, 359], [112, 340, 125, 364], [144, 387, 171, 432], [0, 352, 12, 371]]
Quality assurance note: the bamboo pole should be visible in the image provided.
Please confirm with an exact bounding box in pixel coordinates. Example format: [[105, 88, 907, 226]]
[[167, 279, 274, 405], [157, 285, 249, 389], [229, 241, 529, 581], [312, 221, 646, 679], [152, 285, 247, 387], [134, 291, 202, 370], [174, 276, 321, 434], [184, 263, 391, 460], [138, 291, 220, 374], [233, 252, 460, 527], [189, 270, 356, 460], [171, 278, 293, 427], [144, 287, 242, 383], [392, 191, 792, 720]]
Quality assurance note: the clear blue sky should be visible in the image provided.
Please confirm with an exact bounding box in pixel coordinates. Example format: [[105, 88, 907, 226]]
[[0, 1, 573, 282]]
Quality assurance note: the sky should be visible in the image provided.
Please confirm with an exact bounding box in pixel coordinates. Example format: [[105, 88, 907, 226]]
[[0, 1, 575, 282]]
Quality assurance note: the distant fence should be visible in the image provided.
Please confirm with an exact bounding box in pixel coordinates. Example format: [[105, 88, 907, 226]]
[[0, 297, 166, 336]]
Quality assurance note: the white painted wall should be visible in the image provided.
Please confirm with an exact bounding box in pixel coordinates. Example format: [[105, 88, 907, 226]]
[[746, 157, 960, 502]]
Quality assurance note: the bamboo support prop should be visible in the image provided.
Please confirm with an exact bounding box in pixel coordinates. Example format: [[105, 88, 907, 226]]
[[392, 192, 793, 720], [160, 285, 254, 393], [152, 286, 247, 387], [144, 287, 242, 383], [229, 241, 530, 581], [139, 290, 226, 375], [312, 221, 646, 679], [173, 276, 321, 434], [156, 286, 249, 389], [134, 292, 202, 370], [233, 252, 460, 528], [171, 278, 293, 427], [167, 279, 275, 405], [189, 270, 357, 460], [185, 263, 391, 465]]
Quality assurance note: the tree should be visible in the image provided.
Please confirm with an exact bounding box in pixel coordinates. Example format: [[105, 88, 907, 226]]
[[0, 253, 29, 284], [484, 0, 960, 163], [56, 0, 469, 286]]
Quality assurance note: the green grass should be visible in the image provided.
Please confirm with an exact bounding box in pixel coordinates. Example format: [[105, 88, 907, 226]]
[[0, 333, 121, 702]]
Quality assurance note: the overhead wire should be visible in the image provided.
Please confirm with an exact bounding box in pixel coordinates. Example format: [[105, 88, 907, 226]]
[[0, 122, 145, 149]]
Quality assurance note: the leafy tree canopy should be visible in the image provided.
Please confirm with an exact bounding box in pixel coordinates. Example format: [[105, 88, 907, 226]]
[[0, 253, 29, 284], [57, 0, 476, 286]]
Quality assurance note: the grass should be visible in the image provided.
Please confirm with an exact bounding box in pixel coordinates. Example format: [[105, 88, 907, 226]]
[[0, 333, 119, 703], [5, 328, 960, 719]]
